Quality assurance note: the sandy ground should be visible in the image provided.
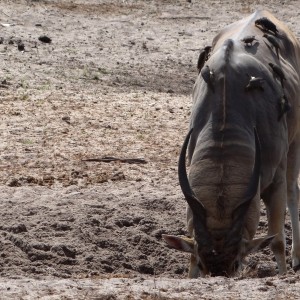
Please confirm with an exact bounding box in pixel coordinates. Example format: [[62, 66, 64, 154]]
[[0, 0, 300, 299]]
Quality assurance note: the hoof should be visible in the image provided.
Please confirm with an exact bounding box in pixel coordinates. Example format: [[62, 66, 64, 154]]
[[292, 264, 300, 272]]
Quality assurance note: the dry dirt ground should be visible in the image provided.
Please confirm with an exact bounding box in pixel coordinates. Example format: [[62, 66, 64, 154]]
[[0, 0, 300, 299]]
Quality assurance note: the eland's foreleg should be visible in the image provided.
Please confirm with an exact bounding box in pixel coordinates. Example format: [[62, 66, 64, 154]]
[[263, 164, 288, 274], [287, 140, 300, 270]]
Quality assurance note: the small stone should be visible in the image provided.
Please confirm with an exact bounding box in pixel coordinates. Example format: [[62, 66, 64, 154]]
[[62, 116, 70, 124], [17, 42, 25, 51], [38, 35, 52, 43]]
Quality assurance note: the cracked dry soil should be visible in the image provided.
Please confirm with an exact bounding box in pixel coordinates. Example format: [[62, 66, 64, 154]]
[[0, 0, 300, 299]]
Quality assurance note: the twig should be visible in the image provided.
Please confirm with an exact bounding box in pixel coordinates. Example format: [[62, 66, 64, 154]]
[[186, 48, 201, 51], [0, 10, 10, 17], [82, 156, 147, 164], [43, 92, 53, 101], [159, 16, 211, 20]]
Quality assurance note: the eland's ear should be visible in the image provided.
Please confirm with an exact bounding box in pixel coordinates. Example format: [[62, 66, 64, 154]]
[[243, 235, 275, 255], [162, 234, 194, 253]]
